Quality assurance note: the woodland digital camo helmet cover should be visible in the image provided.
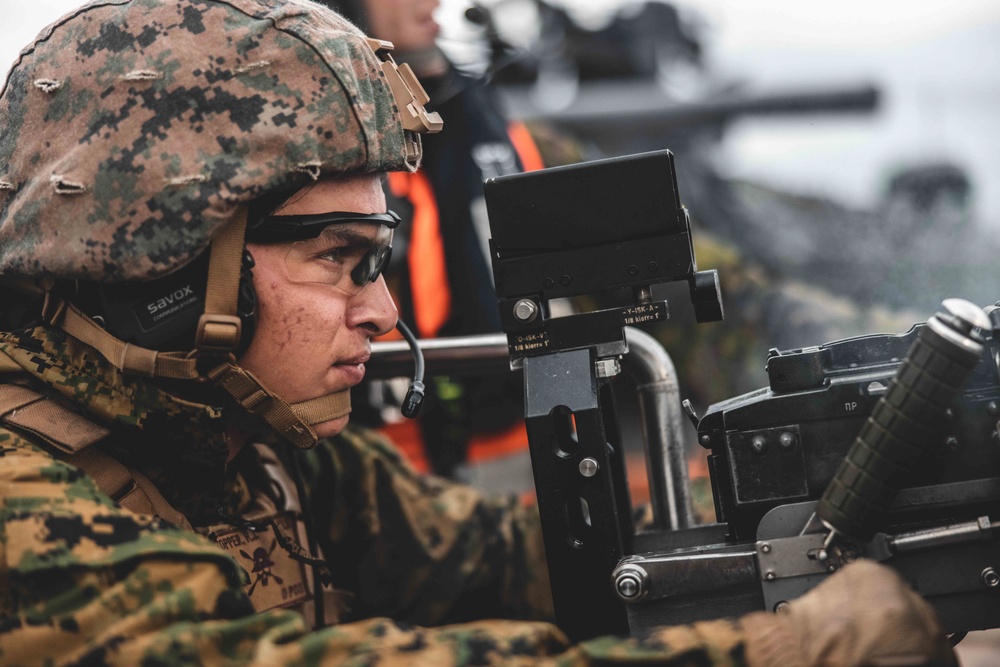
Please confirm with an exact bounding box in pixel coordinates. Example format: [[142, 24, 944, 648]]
[[0, 0, 417, 282]]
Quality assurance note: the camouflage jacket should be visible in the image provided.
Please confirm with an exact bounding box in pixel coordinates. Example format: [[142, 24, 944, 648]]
[[0, 325, 749, 666]]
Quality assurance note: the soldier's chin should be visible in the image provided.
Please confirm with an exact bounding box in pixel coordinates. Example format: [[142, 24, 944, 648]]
[[313, 415, 350, 439]]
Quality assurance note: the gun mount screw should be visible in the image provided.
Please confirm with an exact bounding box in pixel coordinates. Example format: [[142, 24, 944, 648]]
[[560, 274, 572, 286], [628, 264, 639, 275], [543, 277, 554, 288], [982, 567, 1000, 590], [613, 565, 648, 601], [647, 261, 659, 273], [779, 432, 796, 449], [764, 570, 776, 581], [513, 299, 538, 322], [579, 457, 599, 478], [699, 434, 711, 446], [817, 549, 829, 563], [988, 400, 999, 416], [617, 577, 639, 599], [774, 601, 790, 614], [760, 543, 771, 554], [595, 358, 621, 378], [751, 435, 767, 454], [945, 436, 959, 451]]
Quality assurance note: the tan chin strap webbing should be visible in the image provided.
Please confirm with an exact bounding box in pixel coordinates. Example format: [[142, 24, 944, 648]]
[[206, 362, 351, 449], [291, 391, 352, 424], [49, 207, 350, 448]]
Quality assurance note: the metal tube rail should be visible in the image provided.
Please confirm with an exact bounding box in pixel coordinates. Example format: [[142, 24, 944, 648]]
[[369, 328, 693, 530], [624, 327, 696, 531], [367, 334, 511, 378]]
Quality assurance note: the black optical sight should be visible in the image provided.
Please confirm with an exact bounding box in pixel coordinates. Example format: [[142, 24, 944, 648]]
[[486, 150, 722, 359]]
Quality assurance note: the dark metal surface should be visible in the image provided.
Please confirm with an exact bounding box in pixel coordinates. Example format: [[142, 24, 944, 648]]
[[523, 349, 631, 640], [697, 323, 1000, 540]]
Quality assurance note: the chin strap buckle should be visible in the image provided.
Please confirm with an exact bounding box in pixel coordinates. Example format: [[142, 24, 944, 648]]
[[207, 361, 319, 449], [195, 313, 242, 353]]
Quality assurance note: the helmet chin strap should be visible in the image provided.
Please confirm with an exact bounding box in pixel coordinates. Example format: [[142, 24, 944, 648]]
[[49, 206, 348, 449]]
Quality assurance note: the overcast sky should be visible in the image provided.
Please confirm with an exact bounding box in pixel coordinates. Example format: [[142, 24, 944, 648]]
[[3, 0, 999, 223]]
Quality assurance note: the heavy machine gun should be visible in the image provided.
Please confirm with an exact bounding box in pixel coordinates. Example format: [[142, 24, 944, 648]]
[[484, 149, 1000, 642]]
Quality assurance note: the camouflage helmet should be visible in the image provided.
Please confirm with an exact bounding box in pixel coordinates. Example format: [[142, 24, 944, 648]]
[[0, 0, 436, 282], [0, 0, 442, 448]]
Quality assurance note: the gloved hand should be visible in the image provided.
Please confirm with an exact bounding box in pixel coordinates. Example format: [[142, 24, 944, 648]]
[[741, 559, 956, 667]]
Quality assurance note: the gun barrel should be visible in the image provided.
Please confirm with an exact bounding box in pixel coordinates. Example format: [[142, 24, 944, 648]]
[[499, 81, 879, 130]]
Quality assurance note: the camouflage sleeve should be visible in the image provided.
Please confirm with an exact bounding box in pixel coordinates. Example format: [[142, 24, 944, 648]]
[[292, 425, 555, 625], [0, 427, 750, 666]]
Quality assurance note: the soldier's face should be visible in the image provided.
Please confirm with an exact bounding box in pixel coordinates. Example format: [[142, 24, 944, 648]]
[[240, 175, 398, 437], [364, 0, 441, 52]]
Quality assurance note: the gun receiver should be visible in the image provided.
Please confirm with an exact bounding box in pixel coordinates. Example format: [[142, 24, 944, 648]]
[[652, 299, 1000, 634]]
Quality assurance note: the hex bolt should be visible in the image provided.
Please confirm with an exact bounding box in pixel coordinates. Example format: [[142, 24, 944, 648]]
[[647, 261, 659, 273], [627, 264, 639, 275], [543, 277, 554, 288], [579, 457, 599, 478], [513, 299, 538, 322], [751, 435, 767, 454], [779, 432, 796, 449], [765, 570, 776, 581], [618, 577, 638, 598], [613, 566, 648, 601], [982, 567, 1000, 590], [560, 274, 572, 286], [760, 543, 771, 554]]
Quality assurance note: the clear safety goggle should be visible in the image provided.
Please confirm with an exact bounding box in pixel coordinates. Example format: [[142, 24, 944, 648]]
[[251, 211, 401, 295]]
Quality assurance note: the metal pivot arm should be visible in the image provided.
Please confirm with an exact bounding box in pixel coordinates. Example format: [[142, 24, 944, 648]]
[[523, 348, 633, 640]]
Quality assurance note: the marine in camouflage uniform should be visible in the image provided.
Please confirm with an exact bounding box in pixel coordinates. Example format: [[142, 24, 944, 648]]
[[0, 1, 955, 665]]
